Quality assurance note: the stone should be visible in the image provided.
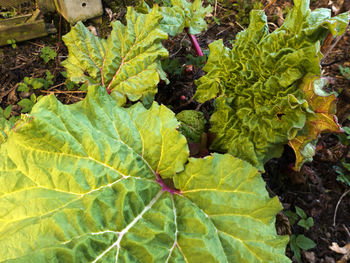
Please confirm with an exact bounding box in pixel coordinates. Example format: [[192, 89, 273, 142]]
[[54, 0, 103, 24]]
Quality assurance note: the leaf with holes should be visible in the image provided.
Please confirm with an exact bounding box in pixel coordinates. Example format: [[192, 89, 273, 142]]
[[193, 0, 348, 170], [0, 86, 289, 262], [62, 7, 168, 106]]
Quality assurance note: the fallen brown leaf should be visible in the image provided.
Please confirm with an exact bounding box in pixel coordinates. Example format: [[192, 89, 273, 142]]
[[329, 242, 350, 263]]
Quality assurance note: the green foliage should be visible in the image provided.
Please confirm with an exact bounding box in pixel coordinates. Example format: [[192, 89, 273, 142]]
[[0, 8, 17, 19], [17, 70, 54, 92], [335, 162, 350, 187], [194, 0, 348, 170], [233, 0, 263, 26], [339, 65, 350, 80], [137, 0, 212, 36], [0, 105, 12, 119], [0, 86, 289, 262], [62, 7, 169, 107], [185, 49, 208, 67], [40, 46, 57, 63], [6, 39, 16, 49], [285, 206, 314, 230], [16, 70, 53, 113], [161, 57, 183, 76], [17, 93, 43, 113], [285, 206, 315, 262], [176, 110, 205, 142], [290, 234, 316, 262]]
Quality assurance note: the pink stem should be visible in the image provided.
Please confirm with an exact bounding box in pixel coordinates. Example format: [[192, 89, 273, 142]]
[[106, 87, 111, 95], [185, 28, 203, 57], [156, 173, 182, 195]]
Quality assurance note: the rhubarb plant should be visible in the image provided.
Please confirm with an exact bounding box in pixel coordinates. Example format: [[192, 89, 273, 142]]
[[0, 86, 289, 262], [62, 1, 210, 107], [62, 7, 169, 106], [194, 0, 349, 170]]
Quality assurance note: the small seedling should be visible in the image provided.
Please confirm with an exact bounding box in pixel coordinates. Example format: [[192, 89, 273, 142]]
[[6, 39, 16, 49], [285, 206, 315, 262], [40, 46, 57, 63], [339, 65, 350, 80], [17, 93, 43, 113], [17, 70, 54, 92], [289, 234, 316, 262]]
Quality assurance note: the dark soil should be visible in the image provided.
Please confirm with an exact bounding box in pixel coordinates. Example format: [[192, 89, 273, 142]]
[[0, 0, 349, 262]]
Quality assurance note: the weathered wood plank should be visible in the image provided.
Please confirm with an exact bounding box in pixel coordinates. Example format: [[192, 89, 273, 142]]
[[0, 19, 56, 46]]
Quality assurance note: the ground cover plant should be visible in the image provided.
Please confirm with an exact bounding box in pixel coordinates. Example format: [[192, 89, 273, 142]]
[[0, 0, 349, 262]]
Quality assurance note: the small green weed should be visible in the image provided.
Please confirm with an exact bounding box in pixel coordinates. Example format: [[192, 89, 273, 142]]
[[339, 65, 350, 80], [285, 206, 316, 262], [17, 94, 43, 113], [0, 8, 17, 19], [17, 70, 54, 92], [6, 39, 16, 49], [60, 71, 88, 91], [0, 105, 20, 124], [40, 46, 57, 63], [16, 70, 54, 113]]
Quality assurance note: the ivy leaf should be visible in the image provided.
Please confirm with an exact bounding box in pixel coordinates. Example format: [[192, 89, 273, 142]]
[[0, 86, 289, 262], [194, 0, 349, 170], [62, 7, 169, 106]]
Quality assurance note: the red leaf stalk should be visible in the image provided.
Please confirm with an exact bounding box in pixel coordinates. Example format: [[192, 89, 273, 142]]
[[185, 28, 203, 57]]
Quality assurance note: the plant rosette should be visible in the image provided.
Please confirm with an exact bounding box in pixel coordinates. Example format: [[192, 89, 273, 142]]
[[0, 86, 290, 262]]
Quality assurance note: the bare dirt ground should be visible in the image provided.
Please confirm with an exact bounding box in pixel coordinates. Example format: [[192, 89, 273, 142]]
[[0, 0, 349, 262]]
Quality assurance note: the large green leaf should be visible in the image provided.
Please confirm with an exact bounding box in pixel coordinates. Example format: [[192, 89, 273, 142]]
[[194, 0, 348, 170], [62, 7, 168, 106], [0, 86, 289, 262]]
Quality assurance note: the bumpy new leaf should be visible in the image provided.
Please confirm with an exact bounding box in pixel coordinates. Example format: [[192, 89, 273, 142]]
[[194, 0, 348, 170], [62, 7, 168, 106], [137, 0, 212, 36], [0, 86, 289, 262]]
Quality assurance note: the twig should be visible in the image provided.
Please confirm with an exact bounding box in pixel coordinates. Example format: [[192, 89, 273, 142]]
[[169, 34, 186, 58], [0, 83, 18, 103], [216, 24, 233, 36], [235, 21, 245, 30], [321, 25, 348, 62], [214, 0, 217, 17], [28, 41, 45, 48], [333, 189, 350, 227], [264, 0, 277, 10], [47, 82, 66, 91], [343, 224, 350, 238], [40, 90, 87, 94]]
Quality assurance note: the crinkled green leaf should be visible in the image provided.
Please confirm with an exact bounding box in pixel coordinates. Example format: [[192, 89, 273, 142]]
[[194, 0, 349, 170], [0, 86, 289, 262], [138, 0, 212, 36], [62, 7, 168, 106], [168, 0, 212, 35], [176, 110, 205, 142]]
